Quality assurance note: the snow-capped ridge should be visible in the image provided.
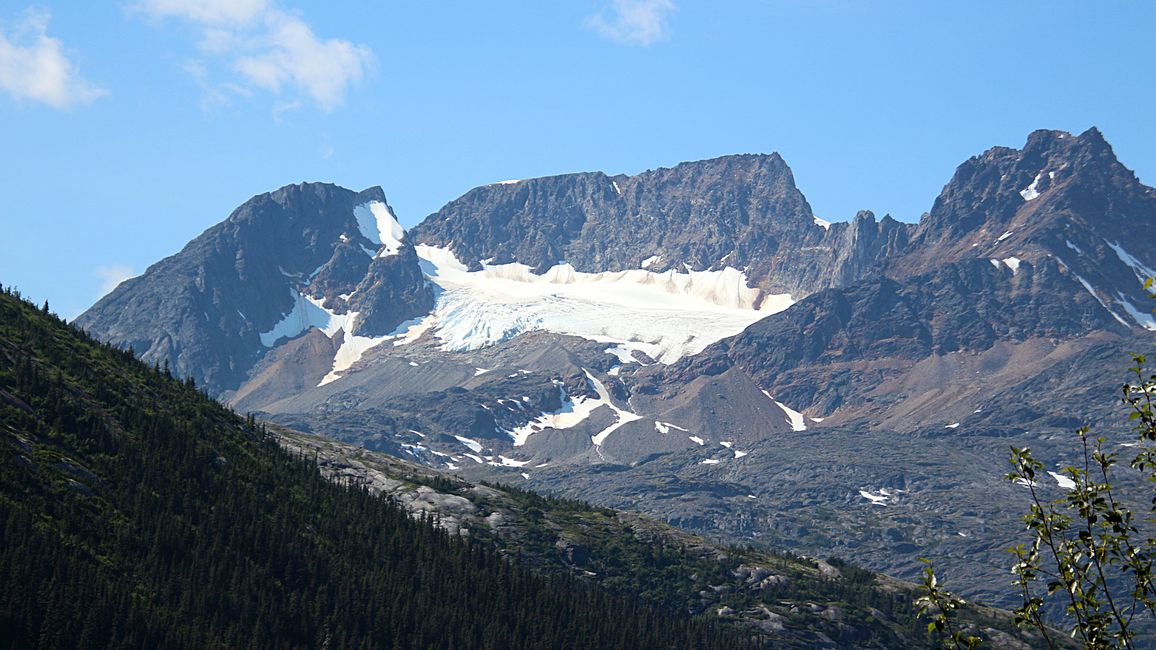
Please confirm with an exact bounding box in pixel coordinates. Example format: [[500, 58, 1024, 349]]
[[411, 244, 793, 363]]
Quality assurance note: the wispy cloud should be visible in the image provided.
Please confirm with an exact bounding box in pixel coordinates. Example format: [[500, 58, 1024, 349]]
[[585, 0, 676, 47], [96, 264, 134, 296], [0, 8, 107, 108], [134, 0, 373, 112]]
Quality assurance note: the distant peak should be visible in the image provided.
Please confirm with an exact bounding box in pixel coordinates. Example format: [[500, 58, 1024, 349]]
[[1023, 128, 1073, 148], [1079, 125, 1107, 143], [359, 186, 388, 203], [1021, 126, 1115, 160]]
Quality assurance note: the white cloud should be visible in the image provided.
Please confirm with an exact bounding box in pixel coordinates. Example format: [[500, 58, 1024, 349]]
[[135, 1, 373, 111], [586, 0, 676, 46], [135, 0, 270, 26], [96, 264, 134, 296], [0, 8, 107, 108]]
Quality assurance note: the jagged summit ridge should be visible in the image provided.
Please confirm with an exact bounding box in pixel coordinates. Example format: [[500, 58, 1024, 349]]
[[77, 130, 1156, 398], [76, 182, 434, 395], [411, 152, 903, 298], [71, 129, 1156, 614]]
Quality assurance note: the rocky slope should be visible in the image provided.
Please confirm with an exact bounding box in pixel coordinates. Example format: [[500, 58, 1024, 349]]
[[274, 424, 1061, 649], [74, 127, 1156, 612], [74, 183, 433, 395], [410, 153, 911, 298]]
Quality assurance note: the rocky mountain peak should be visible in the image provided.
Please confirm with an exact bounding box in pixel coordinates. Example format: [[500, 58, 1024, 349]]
[[76, 181, 432, 396], [893, 127, 1153, 278]]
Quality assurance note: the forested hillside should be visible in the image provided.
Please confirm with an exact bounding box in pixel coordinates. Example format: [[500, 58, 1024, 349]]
[[0, 286, 747, 649]]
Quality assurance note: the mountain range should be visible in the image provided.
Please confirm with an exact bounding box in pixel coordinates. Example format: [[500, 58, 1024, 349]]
[[2, 285, 1066, 648], [76, 127, 1156, 609]]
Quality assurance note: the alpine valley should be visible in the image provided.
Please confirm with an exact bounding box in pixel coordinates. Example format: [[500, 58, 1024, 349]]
[[77, 127, 1156, 611]]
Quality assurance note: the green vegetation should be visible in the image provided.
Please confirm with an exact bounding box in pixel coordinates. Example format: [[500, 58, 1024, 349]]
[[0, 285, 750, 649], [372, 458, 1037, 648], [921, 280, 1156, 649], [1002, 353, 1156, 649]]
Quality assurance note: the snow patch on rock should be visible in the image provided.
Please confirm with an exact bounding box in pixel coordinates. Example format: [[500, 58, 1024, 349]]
[[762, 391, 807, 431], [1048, 471, 1076, 490], [1020, 173, 1044, 201], [354, 201, 405, 257]]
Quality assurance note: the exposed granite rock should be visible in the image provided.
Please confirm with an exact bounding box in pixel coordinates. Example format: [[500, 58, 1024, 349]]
[[76, 183, 433, 395]]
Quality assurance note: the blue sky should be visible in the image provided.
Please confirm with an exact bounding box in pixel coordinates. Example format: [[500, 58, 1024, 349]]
[[2, 1, 1153, 319]]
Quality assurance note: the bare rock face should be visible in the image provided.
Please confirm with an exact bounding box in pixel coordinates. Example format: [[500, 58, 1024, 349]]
[[895, 127, 1156, 313], [76, 183, 434, 395], [410, 154, 911, 297], [71, 129, 1156, 615]]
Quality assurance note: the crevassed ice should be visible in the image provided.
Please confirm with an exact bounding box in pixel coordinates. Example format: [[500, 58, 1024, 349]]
[[354, 201, 405, 257], [414, 245, 793, 363]]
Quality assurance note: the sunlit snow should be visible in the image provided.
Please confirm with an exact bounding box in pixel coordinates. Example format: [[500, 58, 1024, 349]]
[[605, 345, 637, 364], [1107, 240, 1156, 285], [1116, 294, 1156, 330], [507, 380, 603, 446], [454, 436, 483, 453], [257, 290, 397, 386], [654, 421, 687, 435], [587, 371, 642, 446], [997, 231, 1014, 242], [763, 391, 807, 431], [354, 201, 405, 257], [1020, 173, 1044, 201], [413, 245, 792, 363], [689, 436, 704, 446], [1048, 471, 1076, 490], [813, 216, 831, 230], [1071, 271, 1130, 327], [1002, 257, 1021, 274], [506, 371, 640, 447], [259, 291, 338, 347], [859, 490, 888, 506]]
